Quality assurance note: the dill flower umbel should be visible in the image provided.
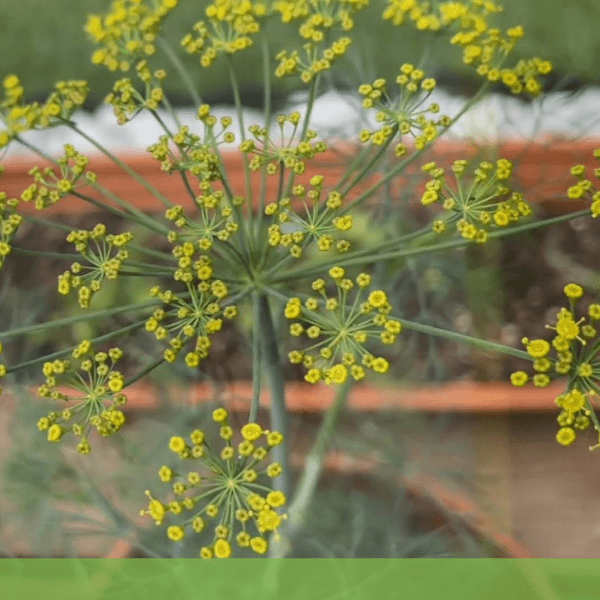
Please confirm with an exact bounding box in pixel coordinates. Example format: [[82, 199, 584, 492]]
[[57, 224, 133, 309], [359, 65, 450, 152], [510, 283, 600, 449], [85, 0, 179, 72], [565, 149, 600, 219], [264, 175, 352, 259], [141, 409, 287, 558], [0, 76, 89, 149], [149, 105, 231, 178], [0, 171, 22, 271], [104, 61, 168, 125], [382, 0, 551, 96], [22, 144, 97, 210], [286, 270, 402, 385], [147, 277, 237, 367], [422, 158, 532, 244], [240, 111, 327, 176], [181, 0, 266, 68], [273, 0, 363, 82], [36, 341, 128, 454]]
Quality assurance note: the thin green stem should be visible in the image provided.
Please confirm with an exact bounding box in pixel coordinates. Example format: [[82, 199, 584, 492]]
[[250, 292, 263, 423], [4, 317, 148, 375], [7, 137, 155, 230], [257, 33, 273, 249], [212, 238, 253, 280], [150, 105, 202, 206], [400, 318, 531, 361], [0, 299, 161, 341], [72, 188, 170, 235], [211, 155, 251, 260], [157, 36, 203, 108], [282, 75, 320, 200], [338, 80, 492, 217], [10, 246, 82, 261], [158, 92, 182, 131], [257, 294, 289, 498], [117, 269, 174, 277], [62, 119, 175, 209], [299, 75, 319, 142], [149, 107, 176, 136], [272, 208, 591, 285], [332, 143, 374, 191], [14, 135, 56, 164], [17, 208, 175, 265], [124, 356, 167, 388], [226, 54, 254, 251], [339, 125, 399, 197], [178, 169, 199, 203], [255, 166, 285, 274], [269, 378, 353, 558]]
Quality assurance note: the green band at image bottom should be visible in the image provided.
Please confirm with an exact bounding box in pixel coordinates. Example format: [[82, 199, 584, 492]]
[[1, 558, 599, 600]]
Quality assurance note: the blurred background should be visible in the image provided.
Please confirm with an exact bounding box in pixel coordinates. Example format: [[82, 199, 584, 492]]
[[1, 0, 600, 559], [1, 0, 598, 108]]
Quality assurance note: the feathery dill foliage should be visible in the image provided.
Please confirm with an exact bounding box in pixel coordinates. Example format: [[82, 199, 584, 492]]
[[0, 0, 597, 558]]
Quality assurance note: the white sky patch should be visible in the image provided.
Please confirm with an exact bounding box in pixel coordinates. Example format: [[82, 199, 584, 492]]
[[6, 86, 600, 158]]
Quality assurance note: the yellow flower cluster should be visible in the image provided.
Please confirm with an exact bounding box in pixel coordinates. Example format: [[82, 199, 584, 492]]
[[85, 0, 179, 72], [104, 61, 167, 125], [240, 112, 327, 176], [0, 76, 89, 149], [0, 171, 22, 271], [274, 37, 352, 82], [147, 276, 237, 367], [273, 0, 365, 81], [510, 283, 600, 449], [422, 158, 532, 244], [141, 409, 286, 558], [148, 105, 229, 178], [565, 150, 600, 219], [164, 192, 241, 252], [382, 0, 551, 96], [358, 64, 450, 152], [21, 144, 97, 211], [265, 175, 352, 259], [285, 269, 401, 385], [58, 224, 133, 309], [181, 0, 266, 68], [37, 341, 128, 454], [38, 80, 90, 127], [0, 341, 6, 398]]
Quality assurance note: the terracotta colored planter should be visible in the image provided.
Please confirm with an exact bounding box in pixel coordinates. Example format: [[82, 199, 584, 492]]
[[10, 379, 564, 414], [1, 139, 597, 217], [115, 379, 564, 414]]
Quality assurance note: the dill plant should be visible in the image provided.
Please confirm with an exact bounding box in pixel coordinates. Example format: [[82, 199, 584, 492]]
[[0, 0, 598, 558]]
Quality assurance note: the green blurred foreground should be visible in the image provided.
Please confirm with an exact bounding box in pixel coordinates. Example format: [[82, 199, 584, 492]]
[[2, 559, 600, 600]]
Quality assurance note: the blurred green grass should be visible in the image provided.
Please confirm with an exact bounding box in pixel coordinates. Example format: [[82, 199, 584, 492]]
[[0, 0, 597, 109]]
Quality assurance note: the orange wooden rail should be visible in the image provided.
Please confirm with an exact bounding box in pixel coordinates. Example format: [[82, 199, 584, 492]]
[[9, 379, 565, 413], [2, 139, 597, 217]]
